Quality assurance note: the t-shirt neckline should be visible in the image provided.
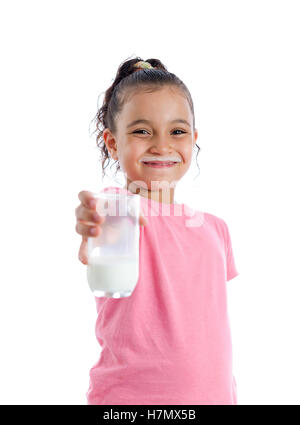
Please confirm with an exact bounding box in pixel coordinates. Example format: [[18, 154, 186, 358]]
[[101, 185, 194, 217]]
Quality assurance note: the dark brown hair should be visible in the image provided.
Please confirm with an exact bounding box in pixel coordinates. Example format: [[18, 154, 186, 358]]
[[90, 56, 201, 180]]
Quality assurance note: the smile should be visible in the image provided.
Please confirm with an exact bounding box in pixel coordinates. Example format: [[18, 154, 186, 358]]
[[142, 161, 179, 168]]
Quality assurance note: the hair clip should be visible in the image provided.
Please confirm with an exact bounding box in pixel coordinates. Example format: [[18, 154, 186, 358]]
[[133, 61, 154, 70]]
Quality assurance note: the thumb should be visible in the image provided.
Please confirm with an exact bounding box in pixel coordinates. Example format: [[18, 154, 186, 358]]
[[139, 210, 148, 226], [78, 236, 88, 265]]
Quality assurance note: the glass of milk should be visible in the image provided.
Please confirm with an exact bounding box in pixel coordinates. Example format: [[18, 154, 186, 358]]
[[86, 191, 140, 298]]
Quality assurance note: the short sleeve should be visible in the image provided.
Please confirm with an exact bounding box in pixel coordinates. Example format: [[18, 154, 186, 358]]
[[223, 221, 239, 282]]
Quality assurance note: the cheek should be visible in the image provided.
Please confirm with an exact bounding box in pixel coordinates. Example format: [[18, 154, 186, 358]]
[[181, 144, 193, 163], [123, 140, 143, 155], [120, 148, 142, 173], [124, 143, 146, 164]]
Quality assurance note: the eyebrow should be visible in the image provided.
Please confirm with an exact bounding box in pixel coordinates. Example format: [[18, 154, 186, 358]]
[[126, 119, 191, 128]]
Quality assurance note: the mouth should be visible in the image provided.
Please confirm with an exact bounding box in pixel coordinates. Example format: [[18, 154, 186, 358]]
[[142, 161, 179, 168]]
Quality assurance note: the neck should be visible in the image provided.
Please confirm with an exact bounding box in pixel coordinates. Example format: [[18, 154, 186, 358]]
[[124, 179, 176, 204]]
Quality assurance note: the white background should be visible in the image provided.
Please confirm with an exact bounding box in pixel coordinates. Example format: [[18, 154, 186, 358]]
[[0, 0, 299, 405]]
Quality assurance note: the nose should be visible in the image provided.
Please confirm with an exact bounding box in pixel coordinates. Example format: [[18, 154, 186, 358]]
[[149, 136, 174, 155]]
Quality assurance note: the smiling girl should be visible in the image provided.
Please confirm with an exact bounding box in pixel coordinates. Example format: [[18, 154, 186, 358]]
[[75, 57, 239, 405]]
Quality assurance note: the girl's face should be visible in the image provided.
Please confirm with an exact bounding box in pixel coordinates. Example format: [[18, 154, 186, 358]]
[[103, 86, 198, 198]]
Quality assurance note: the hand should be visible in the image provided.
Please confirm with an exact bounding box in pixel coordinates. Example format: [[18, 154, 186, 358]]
[[75, 190, 148, 265]]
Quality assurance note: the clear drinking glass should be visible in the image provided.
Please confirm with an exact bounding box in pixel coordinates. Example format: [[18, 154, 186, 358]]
[[86, 191, 141, 298]]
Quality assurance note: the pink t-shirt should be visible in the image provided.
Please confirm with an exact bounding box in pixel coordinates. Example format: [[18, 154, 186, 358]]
[[86, 186, 239, 405]]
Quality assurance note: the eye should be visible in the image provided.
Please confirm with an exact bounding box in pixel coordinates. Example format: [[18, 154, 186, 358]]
[[132, 129, 187, 135], [132, 129, 149, 135], [173, 129, 186, 135]]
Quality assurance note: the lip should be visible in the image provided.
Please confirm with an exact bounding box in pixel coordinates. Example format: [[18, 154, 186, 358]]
[[142, 161, 179, 168]]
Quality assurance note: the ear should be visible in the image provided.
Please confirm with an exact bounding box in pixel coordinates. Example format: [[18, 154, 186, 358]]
[[193, 128, 198, 147], [103, 128, 118, 160]]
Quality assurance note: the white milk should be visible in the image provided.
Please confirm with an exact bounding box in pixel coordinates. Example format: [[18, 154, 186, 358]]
[[87, 255, 139, 296]]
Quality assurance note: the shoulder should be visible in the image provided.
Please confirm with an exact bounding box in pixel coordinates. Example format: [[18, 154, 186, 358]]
[[202, 211, 227, 229], [200, 211, 229, 244]]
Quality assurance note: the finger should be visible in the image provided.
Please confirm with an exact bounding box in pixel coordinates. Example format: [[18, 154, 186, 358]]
[[75, 204, 106, 225], [75, 222, 102, 238], [78, 190, 97, 210]]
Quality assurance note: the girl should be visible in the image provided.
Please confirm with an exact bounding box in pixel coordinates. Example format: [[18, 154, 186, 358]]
[[75, 57, 239, 405]]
